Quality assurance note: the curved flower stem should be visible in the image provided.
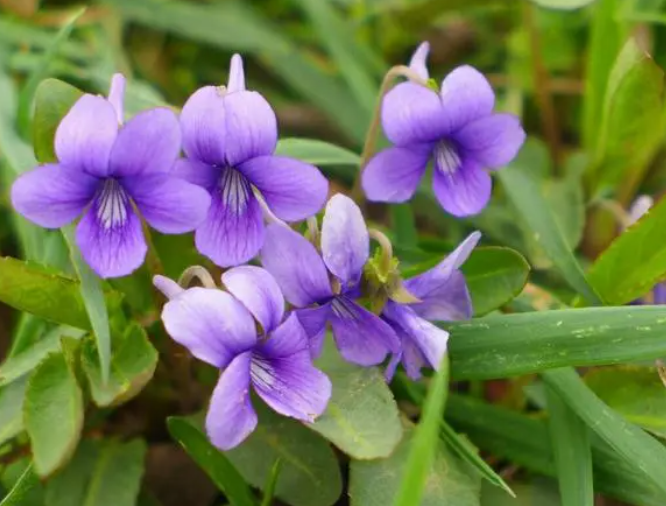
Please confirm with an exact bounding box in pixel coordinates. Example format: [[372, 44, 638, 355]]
[[142, 222, 164, 278], [351, 65, 430, 203], [178, 265, 218, 289], [596, 199, 633, 230], [368, 228, 394, 274], [306, 216, 320, 247]]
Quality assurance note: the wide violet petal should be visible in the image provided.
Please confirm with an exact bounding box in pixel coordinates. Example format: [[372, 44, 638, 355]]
[[75, 181, 146, 278], [108, 73, 126, 124], [223, 90, 277, 167], [123, 174, 211, 234], [11, 163, 98, 228], [153, 274, 184, 300], [195, 169, 264, 267], [239, 155, 328, 221], [408, 41, 430, 80], [321, 194, 368, 286], [329, 296, 400, 366], [222, 266, 284, 334], [294, 305, 331, 358], [261, 224, 332, 307], [252, 314, 331, 422], [205, 352, 257, 451], [362, 146, 430, 203], [439, 65, 495, 134], [382, 82, 446, 146], [172, 159, 220, 190], [454, 113, 526, 169], [432, 159, 492, 217], [55, 95, 118, 177], [109, 108, 181, 178], [161, 287, 257, 368], [180, 86, 227, 165]]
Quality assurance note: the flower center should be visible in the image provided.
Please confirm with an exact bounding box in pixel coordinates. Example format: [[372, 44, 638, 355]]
[[330, 297, 357, 320], [96, 178, 128, 230], [250, 356, 274, 389], [434, 140, 461, 176], [219, 167, 251, 214]]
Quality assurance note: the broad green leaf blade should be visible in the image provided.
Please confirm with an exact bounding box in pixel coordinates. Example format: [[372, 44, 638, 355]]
[[447, 394, 666, 506], [530, 0, 596, 9], [499, 142, 601, 304], [394, 357, 450, 506], [81, 323, 158, 407], [62, 226, 111, 383], [350, 423, 481, 506], [82, 439, 147, 506], [391, 205, 419, 249], [226, 405, 343, 506], [45, 440, 100, 506], [542, 367, 666, 496], [587, 196, 666, 304], [311, 351, 402, 459], [167, 417, 256, 506], [275, 138, 360, 166], [0, 377, 28, 446], [0, 465, 42, 506], [584, 366, 666, 437], [447, 305, 666, 379], [24, 350, 83, 477], [545, 386, 594, 506], [33, 78, 82, 163]]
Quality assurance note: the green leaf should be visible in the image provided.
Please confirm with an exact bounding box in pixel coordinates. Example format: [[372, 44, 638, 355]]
[[226, 404, 343, 506], [446, 305, 666, 379], [0, 378, 27, 446], [24, 349, 83, 477], [311, 351, 402, 459], [45, 440, 100, 506], [584, 366, 666, 438], [167, 416, 257, 506], [530, 0, 597, 9], [62, 226, 112, 384], [542, 367, 666, 497], [275, 138, 360, 166], [587, 195, 666, 304], [350, 422, 481, 506], [545, 385, 594, 506], [82, 439, 147, 506], [260, 459, 282, 506], [499, 141, 602, 304], [33, 78, 83, 163], [394, 357, 450, 506], [0, 465, 42, 506], [81, 323, 158, 407]]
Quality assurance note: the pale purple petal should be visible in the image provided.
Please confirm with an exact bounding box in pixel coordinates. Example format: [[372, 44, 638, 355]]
[[362, 146, 430, 203], [382, 82, 445, 146], [180, 86, 227, 165], [108, 73, 126, 124], [222, 266, 284, 333], [109, 108, 181, 177], [11, 164, 98, 228], [224, 91, 277, 167], [629, 195, 653, 225], [55, 95, 118, 177], [206, 352, 257, 451], [123, 174, 211, 233], [261, 224, 332, 307], [401, 337, 429, 380], [173, 159, 219, 189], [252, 314, 331, 422], [295, 305, 331, 358], [75, 182, 146, 278], [439, 65, 495, 134], [195, 169, 264, 267], [408, 42, 430, 81], [454, 113, 525, 169], [321, 194, 368, 286], [383, 302, 449, 379], [239, 155, 328, 221], [329, 297, 400, 366], [432, 159, 492, 217], [384, 349, 402, 383], [153, 274, 184, 300], [654, 283, 666, 304], [161, 287, 257, 368], [227, 54, 246, 93]]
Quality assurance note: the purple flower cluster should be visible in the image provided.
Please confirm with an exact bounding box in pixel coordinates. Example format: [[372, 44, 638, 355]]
[[12, 44, 525, 450]]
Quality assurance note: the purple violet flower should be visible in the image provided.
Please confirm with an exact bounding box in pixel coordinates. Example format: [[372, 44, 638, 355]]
[[362, 42, 526, 217], [175, 55, 329, 267], [261, 194, 400, 366], [384, 231, 481, 380], [11, 74, 211, 278], [155, 266, 332, 450]]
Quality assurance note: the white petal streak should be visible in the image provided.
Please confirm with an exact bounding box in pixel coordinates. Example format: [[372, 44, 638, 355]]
[[96, 178, 129, 229], [220, 168, 251, 215]]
